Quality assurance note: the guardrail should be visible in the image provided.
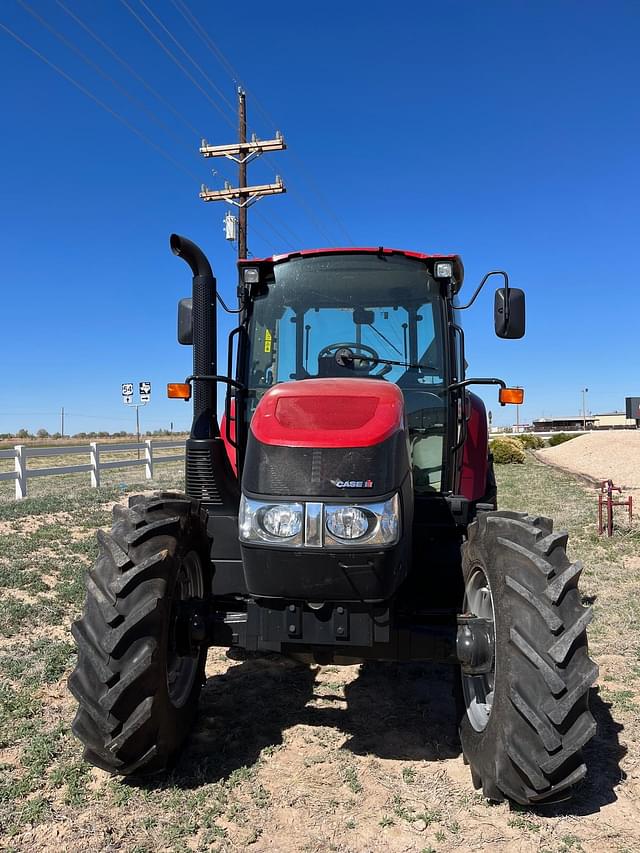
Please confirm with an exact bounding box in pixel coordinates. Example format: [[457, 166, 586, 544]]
[[0, 440, 185, 500]]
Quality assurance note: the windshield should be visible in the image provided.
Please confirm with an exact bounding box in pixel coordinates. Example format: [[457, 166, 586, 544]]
[[245, 253, 449, 492]]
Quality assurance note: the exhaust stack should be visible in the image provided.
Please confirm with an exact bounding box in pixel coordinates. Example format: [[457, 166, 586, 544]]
[[170, 234, 239, 507], [170, 234, 218, 439]]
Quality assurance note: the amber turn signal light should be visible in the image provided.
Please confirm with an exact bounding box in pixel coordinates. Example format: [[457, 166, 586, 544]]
[[167, 382, 191, 401], [499, 387, 524, 405]]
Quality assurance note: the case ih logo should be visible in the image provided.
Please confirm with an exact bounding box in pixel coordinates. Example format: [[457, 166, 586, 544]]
[[333, 479, 374, 489]]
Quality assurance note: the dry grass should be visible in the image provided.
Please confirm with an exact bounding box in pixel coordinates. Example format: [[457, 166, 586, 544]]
[[0, 455, 638, 852]]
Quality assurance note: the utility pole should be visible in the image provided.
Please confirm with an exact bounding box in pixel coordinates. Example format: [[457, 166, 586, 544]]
[[60, 406, 64, 438], [238, 88, 247, 261], [199, 87, 286, 261], [582, 387, 589, 432]]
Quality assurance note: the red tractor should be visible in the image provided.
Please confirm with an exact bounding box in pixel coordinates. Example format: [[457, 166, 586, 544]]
[[69, 237, 597, 804]]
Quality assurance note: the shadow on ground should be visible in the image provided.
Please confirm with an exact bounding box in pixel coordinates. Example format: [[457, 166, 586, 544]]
[[138, 657, 625, 817], [155, 655, 460, 789]]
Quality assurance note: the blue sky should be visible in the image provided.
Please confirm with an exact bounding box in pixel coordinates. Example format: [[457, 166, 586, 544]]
[[0, 0, 638, 434]]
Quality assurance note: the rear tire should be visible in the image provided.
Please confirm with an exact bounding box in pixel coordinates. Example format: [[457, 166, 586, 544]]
[[68, 492, 210, 776], [459, 511, 598, 804]]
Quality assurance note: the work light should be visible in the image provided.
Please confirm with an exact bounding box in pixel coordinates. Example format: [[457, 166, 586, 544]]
[[434, 261, 453, 279]]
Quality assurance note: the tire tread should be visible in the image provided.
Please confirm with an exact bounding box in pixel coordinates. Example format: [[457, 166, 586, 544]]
[[69, 492, 208, 777], [460, 510, 597, 805]]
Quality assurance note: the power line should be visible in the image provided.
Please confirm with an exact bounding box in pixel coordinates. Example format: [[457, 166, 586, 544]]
[[252, 206, 300, 248], [2, 9, 281, 259], [6, 3, 339, 255], [0, 20, 198, 179], [118, 0, 236, 130], [55, 0, 262, 210], [170, 0, 243, 89], [124, 1, 302, 249], [250, 208, 295, 251], [17, 0, 197, 157], [55, 0, 203, 140], [106, 0, 316, 250], [136, 0, 236, 116], [170, 0, 354, 246]]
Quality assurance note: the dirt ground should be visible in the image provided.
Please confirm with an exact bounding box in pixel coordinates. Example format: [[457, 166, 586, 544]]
[[1, 455, 639, 852], [537, 431, 640, 491]]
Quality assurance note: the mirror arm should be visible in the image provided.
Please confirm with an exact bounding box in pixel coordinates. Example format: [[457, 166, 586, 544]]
[[217, 292, 244, 314], [456, 270, 510, 314], [185, 374, 246, 391], [448, 377, 506, 392]]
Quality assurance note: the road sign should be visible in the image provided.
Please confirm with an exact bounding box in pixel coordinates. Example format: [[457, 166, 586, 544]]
[[139, 381, 151, 403], [122, 383, 134, 404]]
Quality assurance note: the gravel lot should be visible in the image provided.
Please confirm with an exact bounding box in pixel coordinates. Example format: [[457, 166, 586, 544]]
[[537, 431, 640, 490]]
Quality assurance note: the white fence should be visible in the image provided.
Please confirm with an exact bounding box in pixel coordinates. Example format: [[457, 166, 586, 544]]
[[0, 440, 185, 500]]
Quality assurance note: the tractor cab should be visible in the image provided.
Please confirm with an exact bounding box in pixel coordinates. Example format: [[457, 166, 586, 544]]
[[239, 249, 461, 495]]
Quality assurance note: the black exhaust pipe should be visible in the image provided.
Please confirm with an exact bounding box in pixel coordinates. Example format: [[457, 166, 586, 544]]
[[170, 234, 218, 440], [170, 234, 239, 508]]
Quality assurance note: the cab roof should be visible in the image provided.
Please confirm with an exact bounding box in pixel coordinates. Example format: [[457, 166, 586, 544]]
[[238, 247, 464, 286]]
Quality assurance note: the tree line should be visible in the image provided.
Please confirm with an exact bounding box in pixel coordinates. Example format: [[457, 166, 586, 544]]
[[0, 428, 181, 440]]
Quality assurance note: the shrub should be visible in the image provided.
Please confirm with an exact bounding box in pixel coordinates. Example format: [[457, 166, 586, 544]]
[[547, 432, 579, 447], [516, 433, 545, 450], [490, 437, 526, 464]]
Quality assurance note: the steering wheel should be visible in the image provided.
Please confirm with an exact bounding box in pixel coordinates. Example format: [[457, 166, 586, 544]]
[[317, 342, 392, 377]]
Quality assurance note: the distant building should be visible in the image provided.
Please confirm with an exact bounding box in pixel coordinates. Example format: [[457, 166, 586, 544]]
[[594, 412, 637, 429], [532, 412, 636, 432]]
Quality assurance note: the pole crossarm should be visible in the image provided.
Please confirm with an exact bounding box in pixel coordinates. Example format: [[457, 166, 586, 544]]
[[200, 132, 285, 165], [200, 177, 286, 208], [200, 89, 286, 259]]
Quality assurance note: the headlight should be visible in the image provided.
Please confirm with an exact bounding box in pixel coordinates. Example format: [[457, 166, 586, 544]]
[[239, 496, 304, 546], [325, 506, 370, 540], [325, 495, 399, 547], [261, 505, 303, 538], [239, 494, 400, 549]]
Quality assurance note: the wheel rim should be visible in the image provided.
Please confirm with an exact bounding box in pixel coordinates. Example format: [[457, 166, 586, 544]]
[[462, 566, 496, 732], [167, 550, 204, 708]]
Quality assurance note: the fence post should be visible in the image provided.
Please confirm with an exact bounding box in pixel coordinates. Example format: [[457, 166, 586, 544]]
[[14, 445, 27, 500], [145, 440, 154, 480], [90, 442, 100, 488]]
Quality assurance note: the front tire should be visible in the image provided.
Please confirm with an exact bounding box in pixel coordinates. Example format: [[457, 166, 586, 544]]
[[69, 492, 210, 776], [459, 511, 598, 804]]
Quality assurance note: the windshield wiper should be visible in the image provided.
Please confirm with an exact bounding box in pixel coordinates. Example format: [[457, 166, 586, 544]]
[[356, 352, 439, 372]]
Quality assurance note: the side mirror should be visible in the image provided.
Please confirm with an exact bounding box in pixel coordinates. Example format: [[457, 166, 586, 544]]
[[177, 298, 193, 345], [494, 287, 525, 339]]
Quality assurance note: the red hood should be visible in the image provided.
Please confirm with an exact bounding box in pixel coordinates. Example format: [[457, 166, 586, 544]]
[[250, 379, 405, 449]]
